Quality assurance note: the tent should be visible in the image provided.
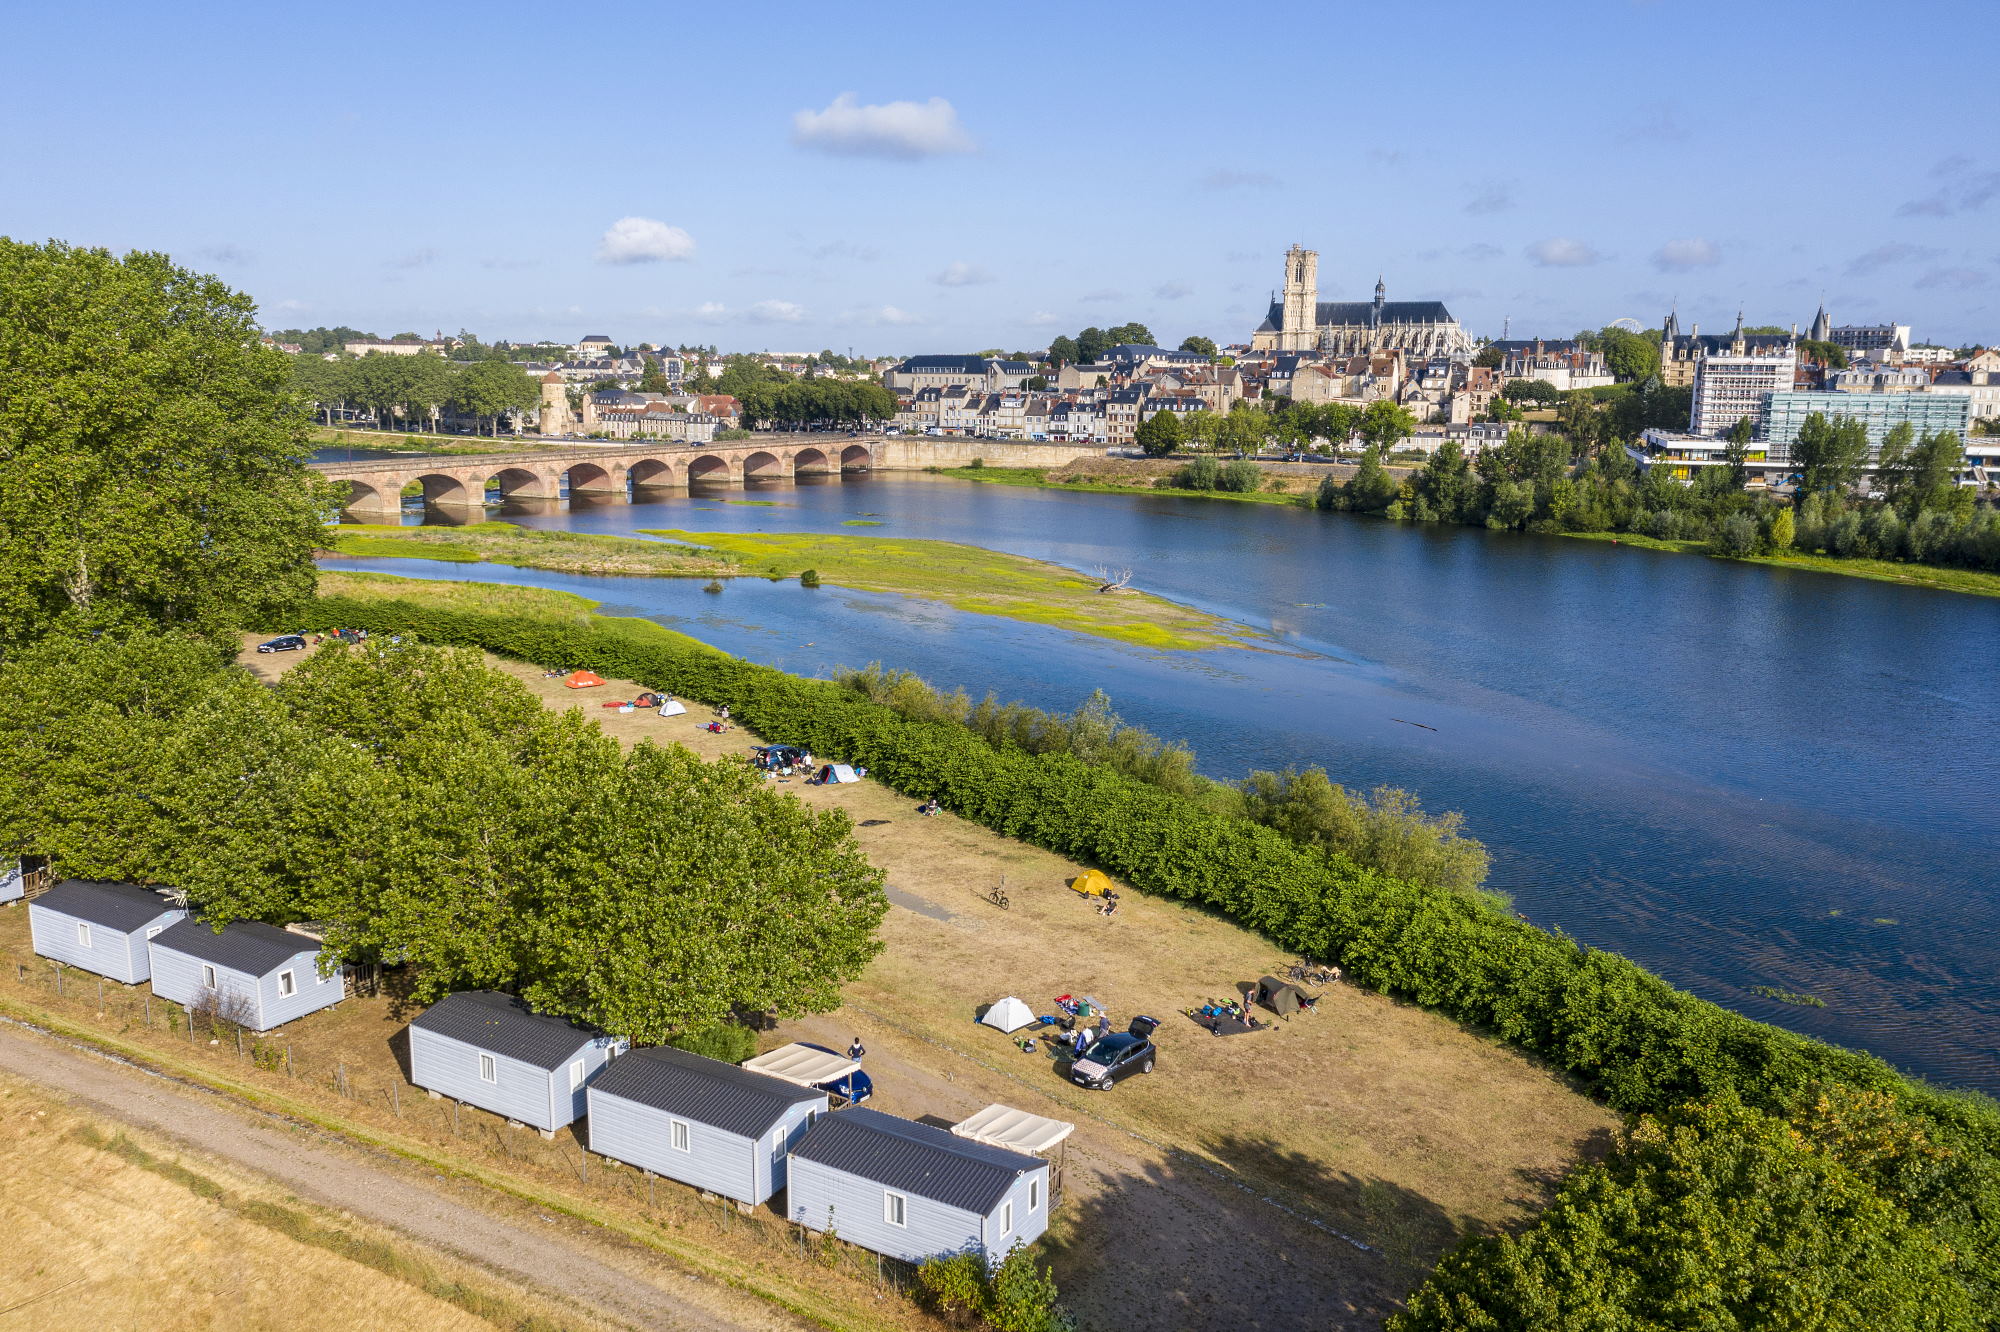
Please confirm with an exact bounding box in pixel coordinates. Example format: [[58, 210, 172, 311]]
[[979, 996, 1038, 1033], [657, 698, 687, 717], [1070, 870, 1115, 898], [564, 670, 607, 689], [1255, 975, 1312, 1019], [825, 764, 861, 784]]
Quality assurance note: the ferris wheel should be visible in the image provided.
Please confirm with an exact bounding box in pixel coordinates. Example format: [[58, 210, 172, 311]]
[[1607, 317, 1645, 333]]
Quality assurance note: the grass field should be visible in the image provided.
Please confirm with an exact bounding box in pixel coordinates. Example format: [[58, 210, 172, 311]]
[[311, 571, 728, 657], [936, 464, 1313, 506], [323, 523, 738, 578], [637, 528, 1261, 651], [0, 1071, 585, 1331], [215, 608, 1617, 1330]]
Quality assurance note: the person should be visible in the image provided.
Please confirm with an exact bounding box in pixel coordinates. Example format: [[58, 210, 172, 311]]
[[1097, 895, 1118, 917], [718, 704, 731, 721], [1329, 965, 1343, 984], [1071, 1027, 1090, 1055], [921, 797, 941, 817], [1094, 1014, 1110, 1043], [848, 1037, 865, 1062]]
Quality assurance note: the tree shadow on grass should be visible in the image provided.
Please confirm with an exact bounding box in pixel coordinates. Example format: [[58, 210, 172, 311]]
[[1039, 1132, 1466, 1332]]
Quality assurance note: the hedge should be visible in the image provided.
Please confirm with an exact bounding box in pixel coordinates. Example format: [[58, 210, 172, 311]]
[[309, 590, 2000, 1156]]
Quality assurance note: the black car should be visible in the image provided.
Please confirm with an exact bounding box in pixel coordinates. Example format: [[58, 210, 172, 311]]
[[256, 634, 307, 653], [1065, 1015, 1159, 1090]]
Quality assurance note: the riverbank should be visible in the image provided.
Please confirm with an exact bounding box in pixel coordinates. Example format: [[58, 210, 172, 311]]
[[311, 426, 577, 456], [940, 463, 2000, 601], [639, 527, 1260, 650], [323, 523, 739, 578], [1563, 531, 2000, 598]]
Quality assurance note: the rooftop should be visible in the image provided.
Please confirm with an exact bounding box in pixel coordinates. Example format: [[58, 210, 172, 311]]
[[151, 918, 319, 975], [591, 1046, 824, 1137], [791, 1105, 1041, 1214], [33, 879, 180, 932], [409, 991, 602, 1070]]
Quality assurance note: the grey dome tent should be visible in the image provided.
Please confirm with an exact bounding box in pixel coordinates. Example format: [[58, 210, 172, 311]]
[[1255, 975, 1311, 1019]]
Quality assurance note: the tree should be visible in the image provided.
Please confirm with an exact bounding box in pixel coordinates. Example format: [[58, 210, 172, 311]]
[[1502, 379, 1560, 404], [0, 241, 331, 651], [1217, 402, 1271, 454], [1879, 427, 1963, 518], [1799, 338, 1850, 369], [449, 360, 539, 436], [1341, 446, 1401, 513], [1769, 505, 1796, 551], [1045, 334, 1079, 365], [638, 356, 670, 394], [1182, 409, 1221, 451], [1074, 327, 1110, 363], [1721, 416, 1755, 490], [1791, 412, 1871, 498], [1358, 400, 1416, 451], [1473, 344, 1504, 369], [1105, 321, 1155, 347], [1318, 403, 1361, 456], [1135, 410, 1184, 457], [1392, 1094, 1981, 1332], [1023, 375, 1049, 391], [1591, 326, 1661, 382], [1179, 335, 1218, 358]]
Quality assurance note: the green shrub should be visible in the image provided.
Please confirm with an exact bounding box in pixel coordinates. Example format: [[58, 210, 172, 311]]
[[1170, 456, 1220, 490], [1216, 460, 1262, 493], [799, 568, 821, 588], [917, 1245, 1070, 1332]]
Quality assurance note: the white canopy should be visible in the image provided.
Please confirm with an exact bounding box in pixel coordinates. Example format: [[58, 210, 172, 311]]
[[951, 1103, 1075, 1155], [657, 699, 687, 717], [979, 996, 1038, 1033], [740, 1043, 859, 1088]]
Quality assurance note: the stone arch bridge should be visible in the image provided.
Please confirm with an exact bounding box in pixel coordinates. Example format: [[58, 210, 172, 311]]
[[313, 438, 878, 517]]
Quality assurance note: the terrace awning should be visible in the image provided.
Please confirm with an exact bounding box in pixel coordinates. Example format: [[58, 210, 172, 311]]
[[741, 1043, 859, 1088], [950, 1103, 1076, 1155]]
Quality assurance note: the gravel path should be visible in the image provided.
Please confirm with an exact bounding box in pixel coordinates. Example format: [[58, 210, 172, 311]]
[[0, 1022, 802, 1332]]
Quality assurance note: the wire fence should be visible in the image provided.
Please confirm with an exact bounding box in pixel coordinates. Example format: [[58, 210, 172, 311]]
[[0, 942, 920, 1300]]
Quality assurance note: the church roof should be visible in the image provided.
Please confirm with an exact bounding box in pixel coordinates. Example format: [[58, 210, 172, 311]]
[[1259, 299, 1458, 329]]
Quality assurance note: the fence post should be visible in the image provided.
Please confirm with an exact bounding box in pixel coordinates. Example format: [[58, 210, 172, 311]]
[[97, 978, 104, 1008], [54, 964, 62, 996], [145, 995, 151, 1024], [391, 1081, 400, 1116], [235, 1029, 243, 1059], [287, 1045, 293, 1076]]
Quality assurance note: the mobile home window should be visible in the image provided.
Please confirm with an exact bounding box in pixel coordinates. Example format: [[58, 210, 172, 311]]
[[568, 1058, 586, 1092], [479, 1053, 497, 1083], [1029, 1179, 1041, 1212], [1000, 1201, 1013, 1236], [884, 1191, 908, 1227], [201, 963, 218, 990], [277, 969, 296, 997], [670, 1119, 690, 1152], [76, 922, 91, 948]]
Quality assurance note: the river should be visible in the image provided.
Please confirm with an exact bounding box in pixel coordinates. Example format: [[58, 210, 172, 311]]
[[324, 471, 2000, 1095]]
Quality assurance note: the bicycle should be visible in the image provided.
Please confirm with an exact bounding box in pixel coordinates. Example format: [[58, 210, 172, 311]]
[[985, 885, 1011, 910]]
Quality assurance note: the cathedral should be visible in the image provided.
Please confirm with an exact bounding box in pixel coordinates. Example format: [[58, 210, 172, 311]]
[[1250, 245, 1473, 358]]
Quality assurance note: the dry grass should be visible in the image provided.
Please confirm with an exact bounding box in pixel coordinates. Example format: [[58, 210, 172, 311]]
[[0, 1071, 570, 1331]]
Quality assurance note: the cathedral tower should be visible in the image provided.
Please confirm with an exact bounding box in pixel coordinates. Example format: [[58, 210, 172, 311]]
[[1280, 244, 1318, 351]]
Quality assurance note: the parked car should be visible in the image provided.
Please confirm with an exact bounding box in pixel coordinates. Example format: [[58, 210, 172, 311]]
[[256, 634, 307, 653], [1065, 1016, 1159, 1090]]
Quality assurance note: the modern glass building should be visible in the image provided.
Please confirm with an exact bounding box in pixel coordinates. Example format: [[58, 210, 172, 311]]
[[1759, 391, 1970, 454]]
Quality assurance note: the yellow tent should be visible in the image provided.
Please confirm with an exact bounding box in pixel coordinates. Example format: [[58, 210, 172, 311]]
[[1070, 870, 1116, 898]]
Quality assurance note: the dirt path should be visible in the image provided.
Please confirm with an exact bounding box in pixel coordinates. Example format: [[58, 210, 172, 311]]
[[0, 1021, 799, 1332]]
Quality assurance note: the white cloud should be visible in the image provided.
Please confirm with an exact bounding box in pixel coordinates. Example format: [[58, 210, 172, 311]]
[[596, 217, 696, 265], [196, 243, 253, 265], [1080, 288, 1125, 303], [1653, 238, 1720, 272], [1847, 242, 1942, 275], [691, 301, 730, 321], [1023, 311, 1063, 327], [791, 93, 975, 160], [1526, 237, 1602, 268], [1916, 266, 1988, 290], [933, 260, 993, 287], [748, 299, 806, 324], [807, 239, 880, 262], [1155, 282, 1191, 300], [860, 305, 924, 326], [1200, 168, 1278, 191], [1464, 181, 1513, 215]]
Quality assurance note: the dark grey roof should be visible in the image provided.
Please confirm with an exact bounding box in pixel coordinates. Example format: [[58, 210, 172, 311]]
[[591, 1046, 823, 1136], [34, 880, 180, 932], [1261, 299, 1458, 327], [410, 991, 601, 1070], [987, 360, 1036, 373], [151, 918, 319, 975], [1104, 343, 1202, 363], [1491, 339, 1584, 355], [791, 1106, 1041, 1214], [898, 355, 988, 373]]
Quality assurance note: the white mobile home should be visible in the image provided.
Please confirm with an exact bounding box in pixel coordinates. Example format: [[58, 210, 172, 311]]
[[28, 880, 186, 983], [148, 919, 345, 1031], [788, 1107, 1050, 1264], [408, 991, 620, 1135], [587, 1046, 826, 1205]]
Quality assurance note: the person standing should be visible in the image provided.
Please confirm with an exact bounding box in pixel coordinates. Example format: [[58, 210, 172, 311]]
[[847, 1036, 866, 1063]]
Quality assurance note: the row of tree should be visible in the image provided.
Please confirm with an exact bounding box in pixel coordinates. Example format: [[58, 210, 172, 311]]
[[1134, 398, 1420, 458], [288, 352, 542, 435]]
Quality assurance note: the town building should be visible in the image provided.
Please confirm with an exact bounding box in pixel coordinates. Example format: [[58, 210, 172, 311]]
[[1689, 331, 1799, 436], [587, 1047, 827, 1206], [884, 355, 993, 393], [1760, 389, 1971, 451], [408, 991, 620, 1137], [1929, 369, 2000, 428], [1660, 310, 1795, 388], [28, 880, 186, 984], [1491, 339, 1614, 392], [1251, 245, 1472, 357]]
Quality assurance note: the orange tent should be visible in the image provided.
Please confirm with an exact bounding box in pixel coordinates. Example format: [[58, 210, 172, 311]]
[[564, 670, 607, 689]]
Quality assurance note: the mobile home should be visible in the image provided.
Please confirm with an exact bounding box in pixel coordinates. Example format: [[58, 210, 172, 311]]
[[408, 991, 619, 1135], [148, 919, 345, 1031], [28, 880, 185, 983]]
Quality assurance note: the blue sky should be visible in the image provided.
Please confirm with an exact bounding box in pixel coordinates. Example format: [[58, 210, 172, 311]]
[[4, 2, 1994, 353]]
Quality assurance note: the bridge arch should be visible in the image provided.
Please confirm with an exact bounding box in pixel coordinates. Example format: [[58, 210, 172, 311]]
[[490, 466, 556, 501], [629, 457, 683, 489], [840, 443, 873, 470], [743, 450, 785, 479], [791, 447, 831, 475], [563, 461, 622, 496], [416, 472, 484, 508], [339, 478, 399, 514], [686, 454, 735, 485]]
